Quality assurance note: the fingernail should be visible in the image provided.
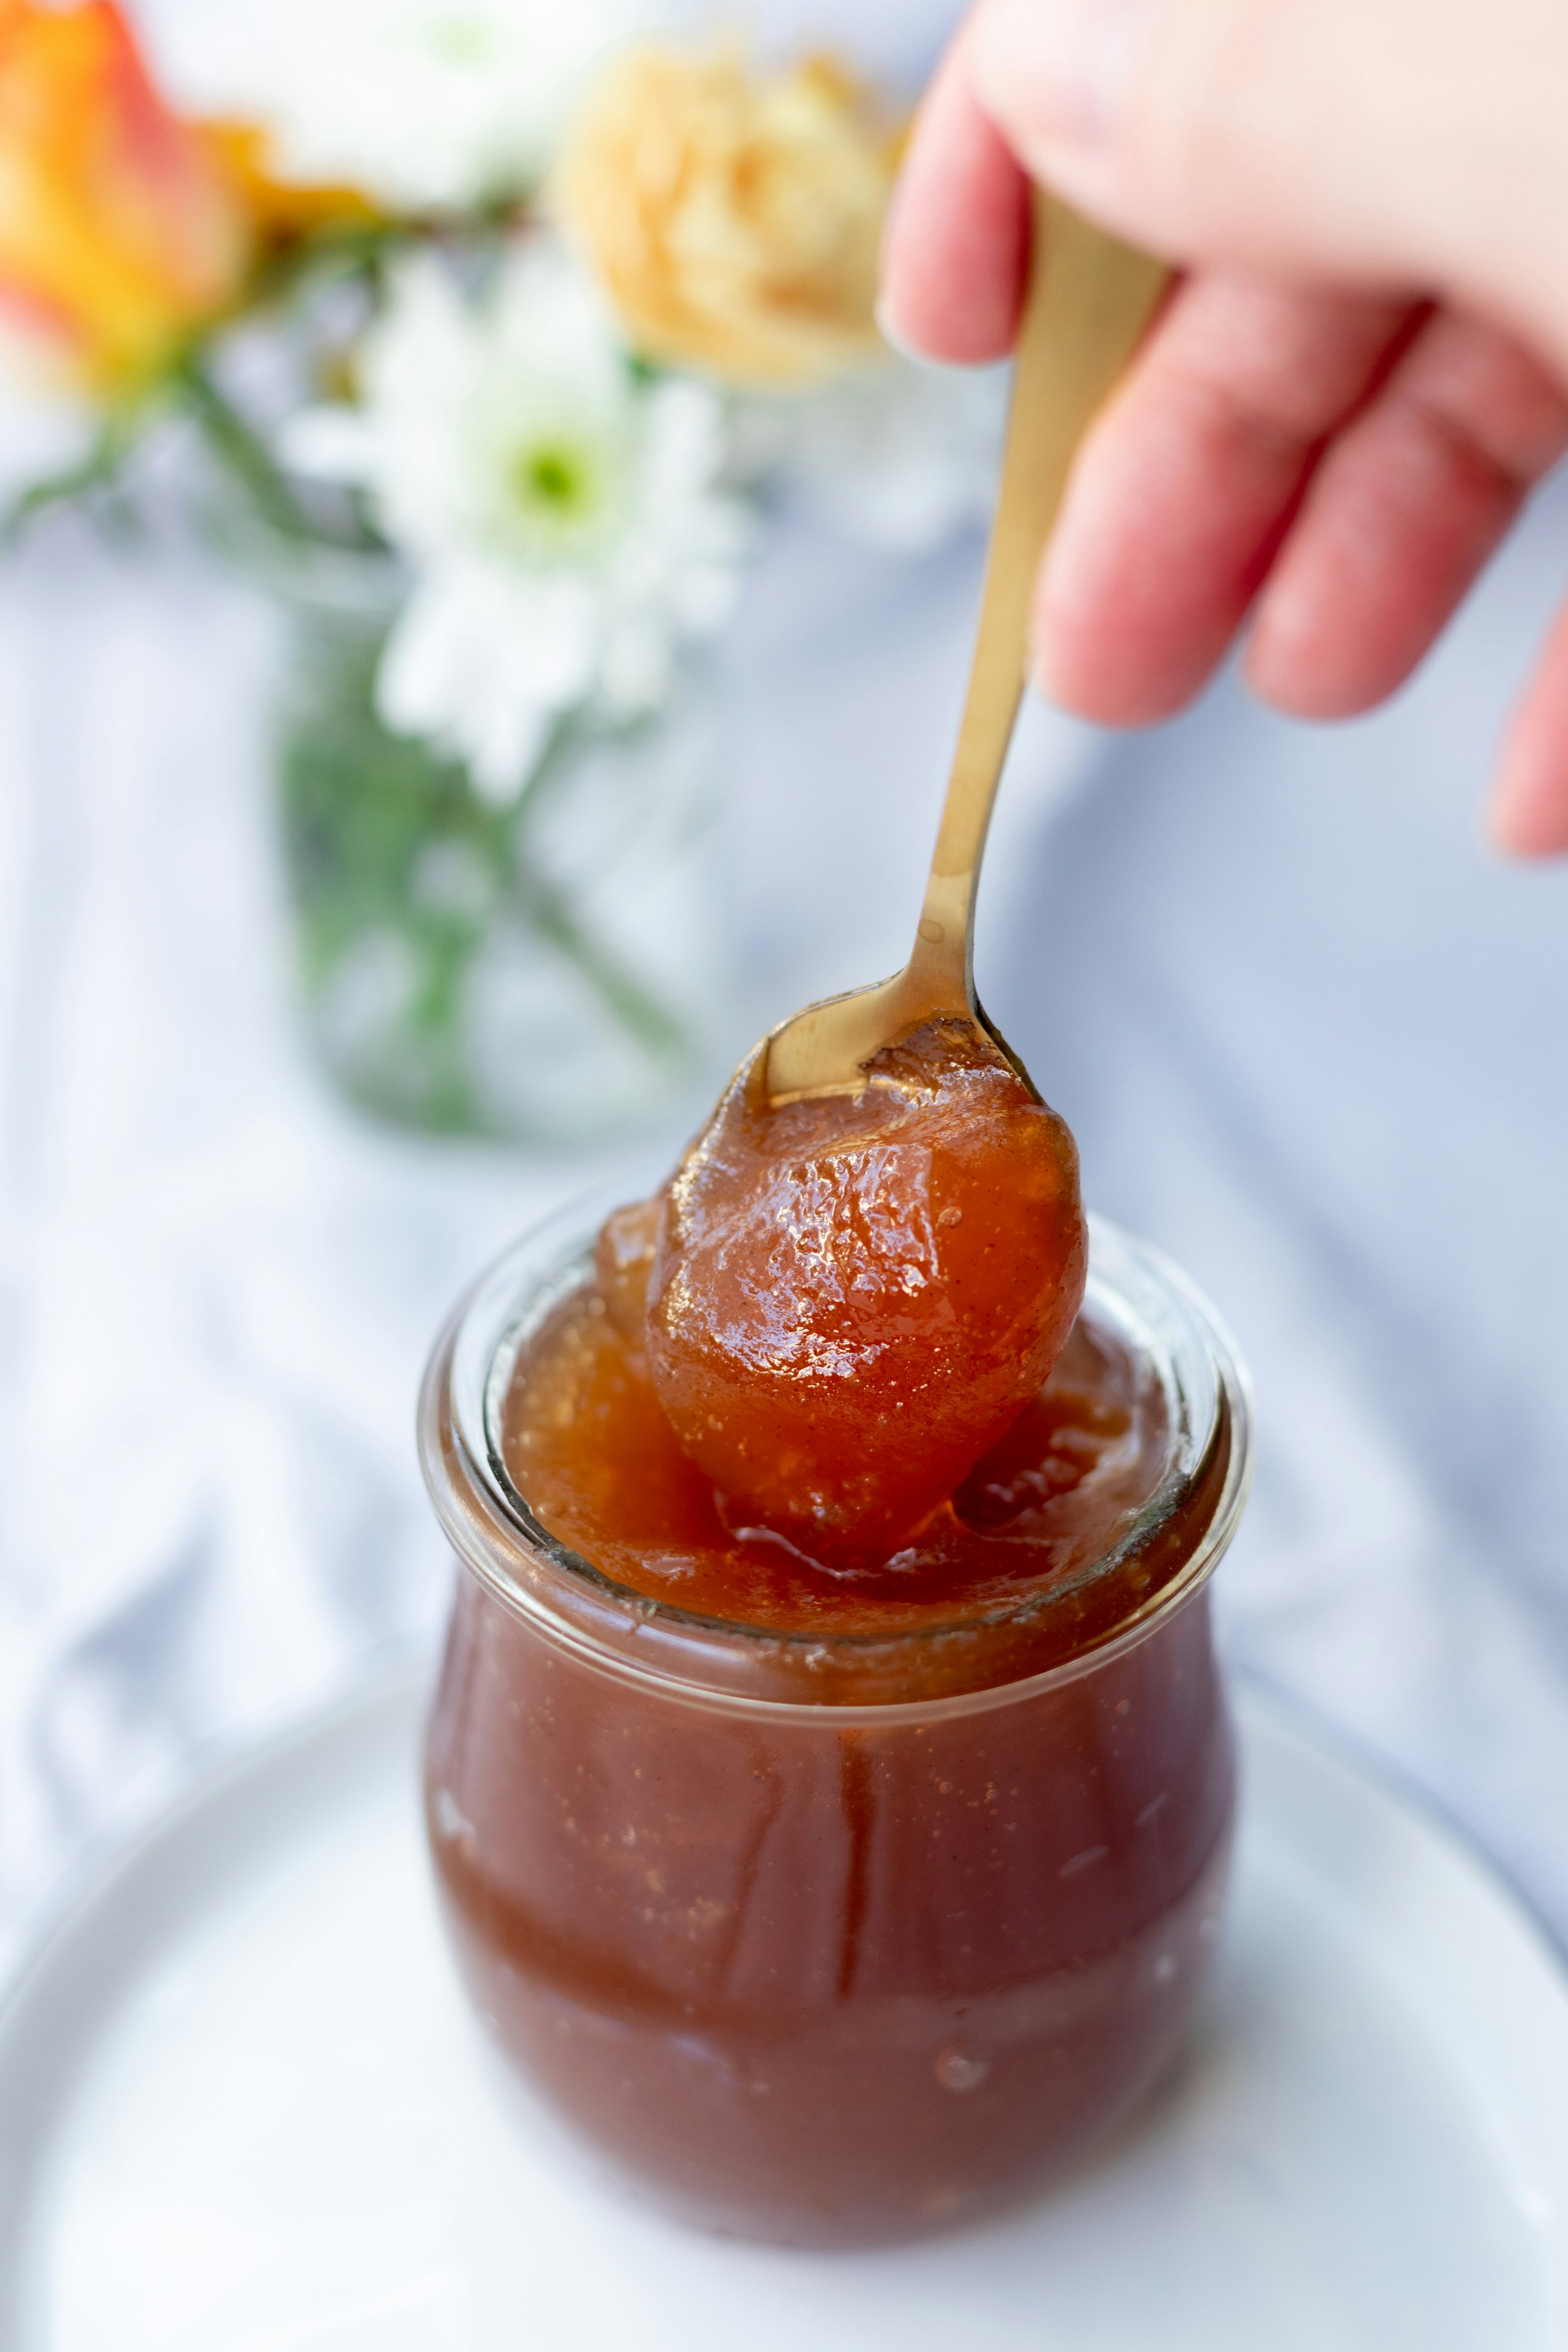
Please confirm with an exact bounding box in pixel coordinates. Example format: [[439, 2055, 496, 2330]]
[[1484, 784, 1568, 861], [971, 0, 1156, 146], [873, 294, 926, 364], [1479, 800, 1517, 860], [1482, 792, 1534, 860]]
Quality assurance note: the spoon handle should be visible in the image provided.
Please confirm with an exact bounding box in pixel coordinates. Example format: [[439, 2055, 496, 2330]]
[[908, 188, 1169, 1007]]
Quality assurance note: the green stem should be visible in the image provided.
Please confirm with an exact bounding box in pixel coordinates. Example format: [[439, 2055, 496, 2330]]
[[513, 858, 689, 1060], [1, 410, 139, 544], [248, 217, 410, 312], [499, 728, 691, 1059], [175, 350, 313, 539]]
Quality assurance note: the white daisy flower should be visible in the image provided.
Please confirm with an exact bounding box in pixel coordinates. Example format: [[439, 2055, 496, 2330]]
[[285, 242, 748, 801], [148, 0, 667, 213]]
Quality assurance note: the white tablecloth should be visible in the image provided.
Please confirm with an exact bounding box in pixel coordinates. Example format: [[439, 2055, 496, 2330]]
[[4, 0, 1568, 1977], [0, 492, 1105, 1973]]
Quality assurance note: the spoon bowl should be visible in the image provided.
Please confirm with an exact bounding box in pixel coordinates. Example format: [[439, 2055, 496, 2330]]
[[763, 191, 1168, 1108]]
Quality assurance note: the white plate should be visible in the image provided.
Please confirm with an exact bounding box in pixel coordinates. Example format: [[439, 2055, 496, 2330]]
[[2, 1665, 1566, 2351]]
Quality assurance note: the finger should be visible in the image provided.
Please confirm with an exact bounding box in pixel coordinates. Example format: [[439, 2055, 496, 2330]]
[[1031, 274, 1417, 724], [880, 25, 1029, 364], [1246, 312, 1568, 717], [965, 0, 1568, 373], [1491, 599, 1568, 857]]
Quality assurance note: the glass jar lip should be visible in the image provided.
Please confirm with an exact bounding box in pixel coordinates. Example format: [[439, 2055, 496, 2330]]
[[418, 1182, 1254, 1722]]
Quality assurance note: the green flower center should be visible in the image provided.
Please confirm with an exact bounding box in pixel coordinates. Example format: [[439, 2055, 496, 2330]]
[[427, 16, 498, 64], [506, 432, 617, 553], [523, 448, 584, 509]]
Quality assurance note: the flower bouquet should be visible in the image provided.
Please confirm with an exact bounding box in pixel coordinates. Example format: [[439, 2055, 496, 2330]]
[[0, 0, 1000, 1142]]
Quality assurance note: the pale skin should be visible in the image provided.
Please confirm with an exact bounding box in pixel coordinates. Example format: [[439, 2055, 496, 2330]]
[[879, 0, 1568, 857]]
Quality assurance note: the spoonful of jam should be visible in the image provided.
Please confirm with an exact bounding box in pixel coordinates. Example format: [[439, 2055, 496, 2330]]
[[609, 192, 1168, 1570]]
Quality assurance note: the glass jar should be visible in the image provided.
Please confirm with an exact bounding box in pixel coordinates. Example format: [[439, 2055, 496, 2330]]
[[263, 542, 730, 1146], [419, 1195, 1251, 2246]]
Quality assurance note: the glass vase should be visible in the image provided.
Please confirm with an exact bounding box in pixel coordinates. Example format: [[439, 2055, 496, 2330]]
[[268, 549, 728, 1146]]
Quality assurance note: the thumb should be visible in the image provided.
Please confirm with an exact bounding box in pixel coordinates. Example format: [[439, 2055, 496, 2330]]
[[967, 0, 1568, 366]]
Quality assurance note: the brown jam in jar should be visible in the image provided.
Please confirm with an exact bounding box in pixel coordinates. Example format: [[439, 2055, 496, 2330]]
[[420, 1203, 1249, 2246], [635, 1016, 1088, 1569]]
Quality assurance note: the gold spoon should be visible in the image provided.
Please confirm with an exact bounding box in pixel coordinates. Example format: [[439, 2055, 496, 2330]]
[[764, 190, 1169, 1106]]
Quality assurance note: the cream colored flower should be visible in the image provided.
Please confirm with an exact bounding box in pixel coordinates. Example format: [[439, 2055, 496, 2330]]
[[556, 45, 898, 390]]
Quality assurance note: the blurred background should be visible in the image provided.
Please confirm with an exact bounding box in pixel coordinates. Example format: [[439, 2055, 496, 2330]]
[[2, 0, 1567, 1982]]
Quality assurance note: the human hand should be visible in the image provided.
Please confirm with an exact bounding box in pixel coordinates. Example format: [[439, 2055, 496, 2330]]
[[880, 0, 1568, 856]]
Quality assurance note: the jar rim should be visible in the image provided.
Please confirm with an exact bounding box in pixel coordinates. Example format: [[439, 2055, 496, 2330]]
[[418, 1185, 1254, 1721]]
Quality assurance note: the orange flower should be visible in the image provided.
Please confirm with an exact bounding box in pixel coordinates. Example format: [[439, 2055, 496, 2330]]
[[198, 120, 379, 253], [0, 0, 251, 396]]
